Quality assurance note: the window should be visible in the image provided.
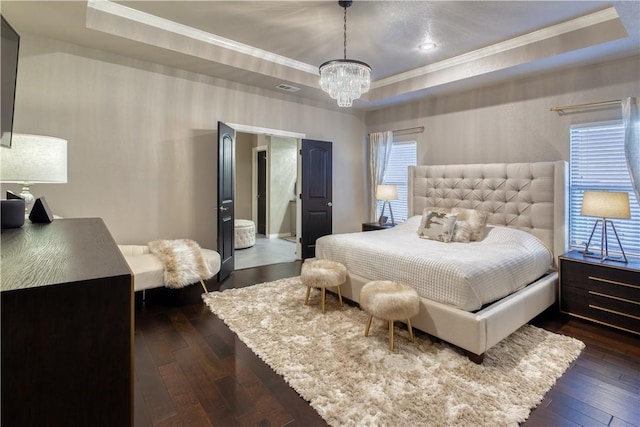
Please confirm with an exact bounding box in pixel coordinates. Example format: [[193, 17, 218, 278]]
[[569, 121, 640, 257], [380, 141, 417, 222]]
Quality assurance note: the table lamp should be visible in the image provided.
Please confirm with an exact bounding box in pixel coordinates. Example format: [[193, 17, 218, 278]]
[[581, 190, 630, 263], [1, 133, 67, 212], [376, 184, 397, 225]]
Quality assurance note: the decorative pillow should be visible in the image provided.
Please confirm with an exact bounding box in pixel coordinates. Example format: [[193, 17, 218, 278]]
[[452, 221, 473, 243], [419, 211, 457, 243], [417, 206, 451, 235], [451, 207, 489, 241]]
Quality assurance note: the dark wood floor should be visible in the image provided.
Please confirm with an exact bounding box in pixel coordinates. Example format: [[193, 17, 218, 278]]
[[134, 261, 640, 427]]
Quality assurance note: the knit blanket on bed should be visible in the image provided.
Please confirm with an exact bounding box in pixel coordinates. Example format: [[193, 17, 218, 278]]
[[148, 239, 214, 288]]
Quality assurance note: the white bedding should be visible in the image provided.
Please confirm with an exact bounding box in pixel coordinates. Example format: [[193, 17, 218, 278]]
[[315, 216, 552, 311]]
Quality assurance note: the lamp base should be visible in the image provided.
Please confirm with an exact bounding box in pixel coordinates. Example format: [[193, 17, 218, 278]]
[[18, 184, 35, 213], [378, 201, 395, 225], [583, 218, 628, 263]]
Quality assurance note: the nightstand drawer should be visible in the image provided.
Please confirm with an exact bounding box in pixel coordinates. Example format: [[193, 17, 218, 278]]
[[560, 285, 640, 332], [560, 260, 640, 300]]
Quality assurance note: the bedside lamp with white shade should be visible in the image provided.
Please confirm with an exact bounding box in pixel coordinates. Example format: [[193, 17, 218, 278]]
[[376, 184, 398, 225], [1, 133, 68, 212], [581, 190, 630, 263]]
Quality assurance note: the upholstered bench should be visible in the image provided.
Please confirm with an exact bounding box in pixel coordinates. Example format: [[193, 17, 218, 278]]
[[234, 219, 256, 249], [360, 280, 420, 351], [118, 245, 220, 292], [300, 258, 347, 314]]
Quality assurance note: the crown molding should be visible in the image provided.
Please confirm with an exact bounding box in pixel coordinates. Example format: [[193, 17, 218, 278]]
[[372, 7, 622, 89], [87, 0, 319, 75]]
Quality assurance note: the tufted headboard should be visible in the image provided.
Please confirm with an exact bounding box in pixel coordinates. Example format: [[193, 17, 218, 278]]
[[408, 161, 568, 265]]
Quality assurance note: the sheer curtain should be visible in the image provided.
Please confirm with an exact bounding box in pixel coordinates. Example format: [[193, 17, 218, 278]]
[[368, 131, 394, 222], [623, 97, 640, 206]]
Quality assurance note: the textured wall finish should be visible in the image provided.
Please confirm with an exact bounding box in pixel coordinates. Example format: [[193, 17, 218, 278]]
[[366, 55, 640, 166], [5, 34, 367, 249]]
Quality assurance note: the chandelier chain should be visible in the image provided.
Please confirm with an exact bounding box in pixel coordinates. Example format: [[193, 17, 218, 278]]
[[343, 5, 347, 60]]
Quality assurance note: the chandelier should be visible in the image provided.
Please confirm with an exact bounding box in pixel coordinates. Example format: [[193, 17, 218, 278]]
[[319, 1, 371, 107]]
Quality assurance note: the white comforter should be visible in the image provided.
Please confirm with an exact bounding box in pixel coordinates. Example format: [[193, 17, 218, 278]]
[[315, 216, 552, 311]]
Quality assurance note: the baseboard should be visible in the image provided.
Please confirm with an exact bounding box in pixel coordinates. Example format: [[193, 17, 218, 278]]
[[267, 232, 292, 239]]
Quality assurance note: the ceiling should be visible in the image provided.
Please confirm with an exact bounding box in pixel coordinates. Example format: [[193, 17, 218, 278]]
[[2, 1, 639, 110]]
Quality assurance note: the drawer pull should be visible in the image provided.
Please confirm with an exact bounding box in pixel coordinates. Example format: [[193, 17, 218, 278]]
[[589, 290, 640, 306], [589, 304, 640, 321], [588, 276, 640, 290]]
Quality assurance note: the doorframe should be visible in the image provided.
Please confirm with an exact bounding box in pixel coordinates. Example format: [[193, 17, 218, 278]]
[[296, 139, 303, 258], [251, 145, 269, 235], [229, 123, 306, 261], [228, 123, 305, 140]]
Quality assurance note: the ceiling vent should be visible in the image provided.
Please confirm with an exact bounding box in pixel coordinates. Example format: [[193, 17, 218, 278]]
[[275, 83, 301, 93]]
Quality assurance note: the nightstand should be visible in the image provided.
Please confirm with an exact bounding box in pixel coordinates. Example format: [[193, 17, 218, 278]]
[[558, 250, 640, 336], [362, 222, 396, 232]]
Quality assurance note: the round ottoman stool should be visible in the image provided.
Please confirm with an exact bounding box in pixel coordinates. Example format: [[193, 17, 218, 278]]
[[234, 219, 256, 249], [360, 281, 420, 351], [300, 259, 347, 314]]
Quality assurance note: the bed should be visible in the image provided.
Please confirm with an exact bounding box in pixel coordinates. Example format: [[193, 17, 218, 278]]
[[316, 161, 567, 363]]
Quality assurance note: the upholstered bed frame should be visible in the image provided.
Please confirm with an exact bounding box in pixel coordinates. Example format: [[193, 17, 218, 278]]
[[339, 161, 568, 363]]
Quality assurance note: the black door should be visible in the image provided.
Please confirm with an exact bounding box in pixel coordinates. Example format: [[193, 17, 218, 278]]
[[300, 139, 332, 259], [217, 121, 235, 281], [257, 150, 267, 235]]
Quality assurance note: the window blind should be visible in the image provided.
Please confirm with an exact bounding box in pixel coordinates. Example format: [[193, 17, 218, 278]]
[[569, 120, 640, 257], [380, 142, 417, 222]]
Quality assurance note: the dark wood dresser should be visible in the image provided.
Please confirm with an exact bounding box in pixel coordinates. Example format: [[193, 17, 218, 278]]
[[559, 250, 640, 336], [1, 218, 134, 427]]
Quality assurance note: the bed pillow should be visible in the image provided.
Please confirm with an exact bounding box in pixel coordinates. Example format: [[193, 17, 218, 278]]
[[451, 207, 489, 241], [452, 221, 473, 242], [417, 206, 451, 235], [419, 211, 457, 243]]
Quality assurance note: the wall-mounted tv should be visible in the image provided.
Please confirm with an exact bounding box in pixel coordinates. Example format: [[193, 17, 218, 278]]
[[1, 15, 20, 148]]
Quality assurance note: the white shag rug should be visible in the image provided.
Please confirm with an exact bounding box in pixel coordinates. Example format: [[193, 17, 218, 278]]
[[202, 277, 584, 427]]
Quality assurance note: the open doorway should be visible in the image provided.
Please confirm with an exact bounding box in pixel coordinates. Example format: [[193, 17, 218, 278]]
[[233, 128, 301, 270]]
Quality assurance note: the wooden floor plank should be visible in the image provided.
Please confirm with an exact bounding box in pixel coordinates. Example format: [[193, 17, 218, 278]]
[[620, 373, 640, 389], [144, 328, 188, 368], [523, 408, 581, 427], [543, 389, 612, 426], [576, 352, 627, 382], [172, 344, 238, 426], [157, 362, 214, 427], [133, 373, 153, 427], [214, 375, 258, 418], [552, 365, 639, 425], [134, 332, 177, 424], [236, 386, 295, 427], [611, 415, 640, 427], [571, 363, 640, 395]]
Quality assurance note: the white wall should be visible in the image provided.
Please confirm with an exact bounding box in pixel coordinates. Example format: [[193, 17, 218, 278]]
[[366, 55, 640, 165], [4, 34, 368, 249]]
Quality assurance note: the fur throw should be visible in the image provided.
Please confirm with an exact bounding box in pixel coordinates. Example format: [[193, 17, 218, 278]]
[[148, 239, 213, 288]]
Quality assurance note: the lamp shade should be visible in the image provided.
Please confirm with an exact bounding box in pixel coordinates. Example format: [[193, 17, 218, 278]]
[[376, 184, 398, 201], [1, 134, 67, 183], [581, 191, 630, 219]]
